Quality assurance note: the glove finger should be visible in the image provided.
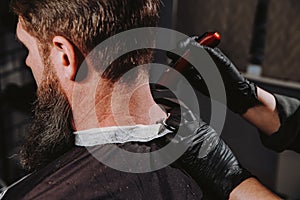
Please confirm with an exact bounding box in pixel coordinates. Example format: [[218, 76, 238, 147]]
[[178, 36, 199, 49], [166, 36, 199, 61]]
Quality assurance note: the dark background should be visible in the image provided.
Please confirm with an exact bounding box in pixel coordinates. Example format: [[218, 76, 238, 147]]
[[0, 0, 33, 190], [1, 0, 300, 199]]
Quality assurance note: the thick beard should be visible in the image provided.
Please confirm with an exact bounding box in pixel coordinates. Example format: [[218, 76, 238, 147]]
[[20, 60, 75, 172]]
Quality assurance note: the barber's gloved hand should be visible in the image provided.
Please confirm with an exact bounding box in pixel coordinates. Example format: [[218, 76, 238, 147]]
[[167, 37, 261, 114], [152, 86, 253, 200], [177, 120, 252, 200]]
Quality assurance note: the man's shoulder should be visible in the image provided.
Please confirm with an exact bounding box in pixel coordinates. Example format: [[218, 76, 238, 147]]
[[3, 145, 202, 200]]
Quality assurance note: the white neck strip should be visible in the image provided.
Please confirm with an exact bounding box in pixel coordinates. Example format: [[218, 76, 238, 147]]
[[74, 123, 170, 147]]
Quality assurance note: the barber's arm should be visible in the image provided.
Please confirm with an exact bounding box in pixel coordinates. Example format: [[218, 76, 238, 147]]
[[229, 177, 282, 200], [153, 88, 281, 200], [168, 37, 300, 153], [257, 93, 300, 153], [204, 46, 300, 153], [175, 118, 281, 200]]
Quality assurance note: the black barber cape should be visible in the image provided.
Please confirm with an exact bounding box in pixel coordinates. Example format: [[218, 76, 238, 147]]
[[2, 140, 203, 200]]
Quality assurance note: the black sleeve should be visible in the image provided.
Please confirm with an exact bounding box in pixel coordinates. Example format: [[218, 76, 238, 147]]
[[260, 94, 300, 153]]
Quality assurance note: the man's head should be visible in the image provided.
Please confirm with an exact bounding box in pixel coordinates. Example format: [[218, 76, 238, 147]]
[[12, 0, 161, 171], [12, 0, 160, 82]]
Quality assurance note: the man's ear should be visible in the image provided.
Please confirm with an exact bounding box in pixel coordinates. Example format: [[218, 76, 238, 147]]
[[52, 36, 78, 80]]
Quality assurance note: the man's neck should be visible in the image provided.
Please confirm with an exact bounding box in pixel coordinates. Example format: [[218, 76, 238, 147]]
[[73, 82, 167, 131]]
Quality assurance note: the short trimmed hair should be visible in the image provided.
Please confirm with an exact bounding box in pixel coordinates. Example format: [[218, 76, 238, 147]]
[[11, 0, 160, 81]]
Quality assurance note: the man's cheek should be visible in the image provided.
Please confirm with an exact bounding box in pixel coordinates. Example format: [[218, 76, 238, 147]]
[[27, 57, 44, 86]]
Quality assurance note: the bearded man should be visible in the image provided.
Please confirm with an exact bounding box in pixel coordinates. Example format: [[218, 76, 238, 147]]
[[1, 0, 281, 199]]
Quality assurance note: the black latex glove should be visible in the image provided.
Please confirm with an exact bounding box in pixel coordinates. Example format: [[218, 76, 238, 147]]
[[177, 120, 252, 200], [167, 37, 261, 114], [152, 85, 253, 200]]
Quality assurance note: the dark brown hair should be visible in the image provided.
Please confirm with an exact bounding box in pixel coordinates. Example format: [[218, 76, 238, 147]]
[[11, 0, 160, 81]]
